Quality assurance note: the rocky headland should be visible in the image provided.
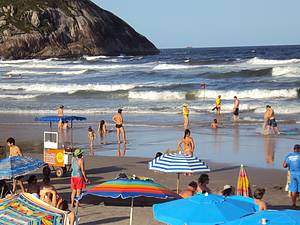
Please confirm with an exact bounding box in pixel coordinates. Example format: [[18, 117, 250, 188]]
[[0, 0, 159, 59]]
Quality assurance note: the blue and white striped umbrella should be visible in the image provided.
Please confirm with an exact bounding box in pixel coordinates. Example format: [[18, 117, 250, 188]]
[[149, 153, 210, 173], [0, 156, 45, 179], [149, 153, 210, 193]]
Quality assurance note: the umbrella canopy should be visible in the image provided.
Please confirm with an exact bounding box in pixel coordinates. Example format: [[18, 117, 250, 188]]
[[0, 193, 67, 225], [0, 156, 45, 179], [78, 178, 180, 225], [35, 115, 86, 123], [224, 210, 300, 225], [149, 153, 210, 193], [237, 164, 251, 197], [149, 153, 210, 173], [153, 193, 257, 225], [78, 178, 180, 200]]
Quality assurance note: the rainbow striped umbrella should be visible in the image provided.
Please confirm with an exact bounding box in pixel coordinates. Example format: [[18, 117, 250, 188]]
[[237, 164, 251, 197], [77, 178, 180, 225]]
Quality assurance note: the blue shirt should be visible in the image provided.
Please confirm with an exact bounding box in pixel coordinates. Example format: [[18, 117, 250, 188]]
[[285, 152, 300, 175]]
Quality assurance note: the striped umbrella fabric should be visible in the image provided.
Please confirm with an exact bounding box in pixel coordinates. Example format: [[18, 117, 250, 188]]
[[77, 179, 180, 225], [149, 153, 210, 173], [78, 179, 180, 200], [237, 164, 251, 197], [0, 156, 45, 180], [149, 153, 210, 193]]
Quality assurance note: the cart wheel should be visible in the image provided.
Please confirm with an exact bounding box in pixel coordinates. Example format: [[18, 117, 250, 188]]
[[43, 166, 51, 177], [56, 167, 64, 177]]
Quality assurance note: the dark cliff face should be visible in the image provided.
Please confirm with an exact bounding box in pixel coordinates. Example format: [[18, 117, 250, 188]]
[[0, 0, 159, 59]]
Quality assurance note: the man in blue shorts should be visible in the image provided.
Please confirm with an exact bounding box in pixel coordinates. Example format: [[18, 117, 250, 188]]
[[283, 144, 300, 207]]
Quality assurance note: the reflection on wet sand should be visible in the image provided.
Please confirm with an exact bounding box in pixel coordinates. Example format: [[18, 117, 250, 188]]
[[233, 124, 240, 152], [117, 143, 126, 157], [264, 136, 276, 164]]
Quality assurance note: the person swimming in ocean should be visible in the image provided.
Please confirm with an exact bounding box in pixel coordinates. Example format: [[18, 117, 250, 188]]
[[211, 119, 219, 129]]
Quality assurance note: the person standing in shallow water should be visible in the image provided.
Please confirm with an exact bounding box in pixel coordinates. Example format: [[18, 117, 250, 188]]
[[182, 103, 190, 129], [112, 109, 127, 144], [177, 129, 195, 156], [233, 96, 240, 121]]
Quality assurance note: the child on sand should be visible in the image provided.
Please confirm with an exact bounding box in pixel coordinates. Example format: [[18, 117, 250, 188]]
[[211, 119, 218, 129], [88, 126, 95, 150]]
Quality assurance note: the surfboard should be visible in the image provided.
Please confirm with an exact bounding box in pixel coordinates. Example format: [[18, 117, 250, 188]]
[[280, 131, 299, 135]]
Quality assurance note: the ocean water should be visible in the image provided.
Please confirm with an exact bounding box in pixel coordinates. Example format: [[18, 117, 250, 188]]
[[0, 46, 299, 124], [0, 46, 300, 169]]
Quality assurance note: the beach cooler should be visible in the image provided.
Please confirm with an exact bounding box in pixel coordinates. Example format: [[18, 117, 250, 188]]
[[43, 131, 74, 177]]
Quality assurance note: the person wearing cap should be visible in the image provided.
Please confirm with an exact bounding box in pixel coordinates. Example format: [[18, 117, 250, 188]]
[[283, 144, 300, 207], [215, 95, 221, 115], [112, 108, 127, 144], [70, 149, 89, 208], [182, 103, 189, 129]]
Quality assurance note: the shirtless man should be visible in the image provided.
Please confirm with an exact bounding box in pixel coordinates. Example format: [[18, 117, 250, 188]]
[[177, 129, 195, 156], [233, 96, 240, 121], [7, 137, 25, 193], [112, 109, 127, 143], [265, 105, 280, 135]]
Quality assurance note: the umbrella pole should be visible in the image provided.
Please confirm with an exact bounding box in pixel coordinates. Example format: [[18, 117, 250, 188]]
[[129, 198, 134, 225], [177, 173, 180, 194]]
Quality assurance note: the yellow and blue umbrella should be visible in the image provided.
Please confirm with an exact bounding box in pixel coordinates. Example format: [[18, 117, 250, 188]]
[[0, 156, 45, 179], [77, 178, 180, 225], [153, 193, 257, 225], [224, 210, 300, 225]]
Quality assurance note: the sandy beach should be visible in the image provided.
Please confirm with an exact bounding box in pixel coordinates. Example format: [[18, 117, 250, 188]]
[[0, 113, 299, 224]]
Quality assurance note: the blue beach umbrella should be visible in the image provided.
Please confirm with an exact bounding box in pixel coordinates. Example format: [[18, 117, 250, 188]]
[[34, 115, 86, 123], [224, 210, 300, 225], [0, 156, 45, 179], [153, 193, 257, 225], [149, 153, 210, 193]]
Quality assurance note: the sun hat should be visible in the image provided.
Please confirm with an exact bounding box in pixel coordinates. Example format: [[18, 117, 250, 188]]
[[74, 148, 83, 157], [223, 184, 232, 190], [183, 103, 188, 107]]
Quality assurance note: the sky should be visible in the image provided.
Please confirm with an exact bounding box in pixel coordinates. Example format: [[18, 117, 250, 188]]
[[93, 0, 300, 49]]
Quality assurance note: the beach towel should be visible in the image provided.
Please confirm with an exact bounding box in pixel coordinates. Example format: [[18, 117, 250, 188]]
[[0, 193, 67, 225]]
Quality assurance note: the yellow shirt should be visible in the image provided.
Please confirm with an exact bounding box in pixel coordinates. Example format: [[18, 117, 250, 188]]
[[183, 106, 189, 115], [216, 98, 221, 106]]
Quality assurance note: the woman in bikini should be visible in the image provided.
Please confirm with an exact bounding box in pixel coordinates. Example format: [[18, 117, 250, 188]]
[[177, 129, 195, 156]]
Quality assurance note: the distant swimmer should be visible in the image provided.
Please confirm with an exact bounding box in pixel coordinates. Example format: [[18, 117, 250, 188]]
[[264, 105, 279, 134], [177, 129, 195, 156], [212, 95, 221, 114], [233, 96, 240, 121], [112, 109, 127, 144], [211, 119, 219, 129], [182, 103, 190, 129]]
